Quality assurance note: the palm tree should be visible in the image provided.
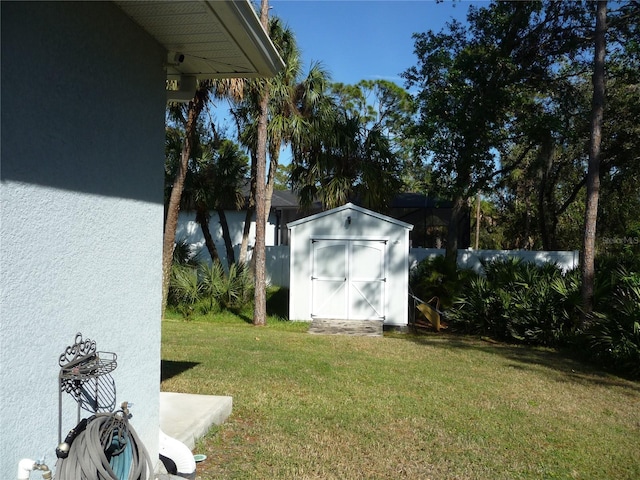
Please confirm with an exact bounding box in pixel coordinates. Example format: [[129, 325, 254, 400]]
[[162, 86, 209, 316], [290, 104, 402, 212], [263, 21, 332, 223], [209, 140, 249, 266], [231, 10, 334, 325], [165, 121, 249, 267], [232, 20, 333, 261], [163, 76, 251, 316], [252, 0, 270, 326]]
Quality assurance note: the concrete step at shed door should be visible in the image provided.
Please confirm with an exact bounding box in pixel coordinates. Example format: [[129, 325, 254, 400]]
[[308, 319, 383, 336]]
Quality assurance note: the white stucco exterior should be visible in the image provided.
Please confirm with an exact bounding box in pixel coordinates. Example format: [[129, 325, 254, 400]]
[[288, 203, 413, 327], [1, 2, 166, 474]]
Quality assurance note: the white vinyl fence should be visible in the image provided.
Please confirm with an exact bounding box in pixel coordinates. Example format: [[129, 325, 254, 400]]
[[262, 247, 579, 288], [409, 248, 580, 274]]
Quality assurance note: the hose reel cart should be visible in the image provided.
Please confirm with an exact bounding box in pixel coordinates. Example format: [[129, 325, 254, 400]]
[[56, 333, 153, 479]]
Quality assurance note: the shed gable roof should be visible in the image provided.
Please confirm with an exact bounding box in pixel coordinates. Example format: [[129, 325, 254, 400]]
[[287, 203, 413, 231]]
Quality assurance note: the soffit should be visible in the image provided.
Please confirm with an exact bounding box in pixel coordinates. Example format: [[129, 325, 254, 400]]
[[113, 0, 284, 79]]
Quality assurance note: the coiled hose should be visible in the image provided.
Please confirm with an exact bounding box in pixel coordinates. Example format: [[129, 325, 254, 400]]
[[55, 412, 153, 480]]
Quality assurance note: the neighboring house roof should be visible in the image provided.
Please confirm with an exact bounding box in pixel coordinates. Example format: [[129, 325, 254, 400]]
[[270, 189, 301, 208], [233, 186, 451, 214], [287, 202, 414, 231], [271, 191, 451, 212], [391, 192, 453, 209], [114, 0, 285, 79]]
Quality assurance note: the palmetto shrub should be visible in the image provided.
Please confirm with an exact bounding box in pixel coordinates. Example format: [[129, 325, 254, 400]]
[[448, 258, 580, 346], [581, 267, 640, 378], [169, 263, 203, 319], [411, 253, 639, 377], [409, 255, 477, 309], [172, 237, 201, 266], [446, 275, 498, 335], [200, 261, 254, 311], [169, 260, 254, 318]]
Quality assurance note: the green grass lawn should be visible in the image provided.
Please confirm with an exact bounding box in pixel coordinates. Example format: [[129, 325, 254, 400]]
[[161, 315, 640, 480]]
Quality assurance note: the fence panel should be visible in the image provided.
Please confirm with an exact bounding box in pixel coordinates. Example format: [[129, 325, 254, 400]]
[[268, 248, 579, 288]]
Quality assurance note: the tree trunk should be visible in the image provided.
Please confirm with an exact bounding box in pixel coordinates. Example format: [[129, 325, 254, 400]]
[[217, 208, 236, 268], [239, 149, 257, 266], [196, 207, 220, 264], [581, 0, 606, 322], [238, 205, 254, 267], [161, 93, 205, 317], [538, 134, 556, 250], [474, 192, 481, 250], [253, 0, 270, 326], [523, 195, 531, 249], [445, 195, 466, 275], [264, 150, 280, 224]]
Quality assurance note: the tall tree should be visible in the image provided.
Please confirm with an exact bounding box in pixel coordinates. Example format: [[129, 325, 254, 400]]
[[213, 140, 250, 267], [291, 80, 408, 211], [402, 1, 627, 265], [163, 75, 250, 315], [195, 140, 249, 267], [594, 2, 640, 256], [233, 25, 332, 265], [232, 12, 333, 324], [403, 2, 541, 268], [162, 86, 207, 317], [253, 0, 271, 326], [581, 0, 607, 319], [165, 121, 248, 268], [480, 1, 639, 254], [402, 0, 639, 264]]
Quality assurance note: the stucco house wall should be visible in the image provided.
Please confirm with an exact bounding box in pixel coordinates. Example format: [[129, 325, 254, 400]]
[[1, 2, 165, 474], [288, 203, 413, 327]]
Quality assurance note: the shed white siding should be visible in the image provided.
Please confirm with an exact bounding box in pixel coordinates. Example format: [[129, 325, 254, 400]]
[[288, 203, 413, 327]]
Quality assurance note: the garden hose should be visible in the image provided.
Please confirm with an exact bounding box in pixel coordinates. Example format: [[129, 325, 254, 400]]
[[55, 411, 153, 480]]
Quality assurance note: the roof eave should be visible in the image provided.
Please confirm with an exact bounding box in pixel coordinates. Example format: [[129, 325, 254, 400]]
[[212, 0, 284, 78], [114, 0, 284, 80]]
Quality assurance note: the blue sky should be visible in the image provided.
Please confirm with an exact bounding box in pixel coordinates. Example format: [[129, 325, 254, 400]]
[[269, 0, 486, 86]]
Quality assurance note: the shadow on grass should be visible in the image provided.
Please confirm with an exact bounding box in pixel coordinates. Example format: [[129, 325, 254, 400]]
[[401, 331, 640, 392], [267, 288, 289, 319], [233, 288, 290, 325], [161, 360, 200, 382], [233, 311, 254, 324]]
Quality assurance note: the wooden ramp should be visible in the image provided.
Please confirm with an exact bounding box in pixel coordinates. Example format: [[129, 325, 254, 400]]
[[308, 319, 384, 337]]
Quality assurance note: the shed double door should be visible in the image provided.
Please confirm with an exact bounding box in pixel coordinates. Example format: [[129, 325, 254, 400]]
[[310, 239, 386, 321]]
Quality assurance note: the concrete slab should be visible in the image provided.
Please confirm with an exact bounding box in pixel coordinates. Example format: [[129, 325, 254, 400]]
[[159, 392, 233, 450]]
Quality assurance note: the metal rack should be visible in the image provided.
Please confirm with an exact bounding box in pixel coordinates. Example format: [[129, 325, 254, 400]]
[[58, 333, 118, 442]]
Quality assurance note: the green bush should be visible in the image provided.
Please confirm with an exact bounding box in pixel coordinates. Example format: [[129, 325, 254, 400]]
[[411, 253, 640, 378], [580, 267, 640, 378], [172, 237, 202, 266], [169, 263, 203, 319], [409, 255, 477, 309], [202, 261, 254, 311], [448, 258, 580, 346], [169, 260, 254, 319]]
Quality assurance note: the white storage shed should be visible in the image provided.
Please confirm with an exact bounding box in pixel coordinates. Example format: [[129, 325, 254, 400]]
[[287, 203, 414, 328]]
